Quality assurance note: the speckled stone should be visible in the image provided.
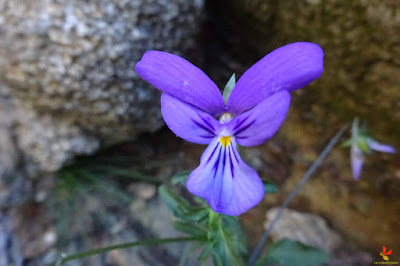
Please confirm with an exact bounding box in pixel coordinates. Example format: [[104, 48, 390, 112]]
[[0, 0, 204, 171]]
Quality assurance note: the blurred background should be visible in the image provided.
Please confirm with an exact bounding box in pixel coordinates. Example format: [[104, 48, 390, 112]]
[[0, 0, 399, 265]]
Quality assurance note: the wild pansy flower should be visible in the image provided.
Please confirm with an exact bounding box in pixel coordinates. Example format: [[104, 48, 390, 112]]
[[136, 42, 323, 216], [347, 118, 396, 180]]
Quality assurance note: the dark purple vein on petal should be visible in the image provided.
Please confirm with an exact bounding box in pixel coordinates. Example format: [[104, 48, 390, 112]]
[[213, 146, 222, 179], [230, 144, 239, 163], [198, 135, 214, 139], [222, 146, 226, 174], [229, 147, 235, 179], [234, 120, 256, 135], [206, 142, 220, 164], [199, 116, 215, 132], [233, 115, 250, 131], [191, 119, 214, 135]]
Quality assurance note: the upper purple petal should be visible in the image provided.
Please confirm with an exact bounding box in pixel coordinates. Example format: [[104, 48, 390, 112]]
[[161, 93, 220, 144], [367, 139, 396, 154], [187, 137, 265, 216], [135, 51, 225, 116], [226, 91, 291, 146], [226, 42, 323, 115]]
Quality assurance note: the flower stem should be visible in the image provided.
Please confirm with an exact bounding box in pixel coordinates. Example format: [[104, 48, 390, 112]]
[[47, 236, 201, 266], [247, 125, 348, 266]]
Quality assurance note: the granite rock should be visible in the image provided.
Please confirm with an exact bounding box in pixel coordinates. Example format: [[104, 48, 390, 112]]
[[0, 0, 204, 172]]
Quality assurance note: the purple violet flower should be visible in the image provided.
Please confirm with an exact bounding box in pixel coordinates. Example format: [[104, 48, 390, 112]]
[[350, 118, 396, 180], [136, 42, 324, 216]]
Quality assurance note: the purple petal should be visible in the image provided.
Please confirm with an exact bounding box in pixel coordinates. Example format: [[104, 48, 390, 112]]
[[161, 93, 220, 144], [351, 145, 364, 181], [226, 42, 323, 115], [136, 51, 225, 116], [227, 91, 291, 147], [367, 139, 396, 154], [187, 137, 264, 216]]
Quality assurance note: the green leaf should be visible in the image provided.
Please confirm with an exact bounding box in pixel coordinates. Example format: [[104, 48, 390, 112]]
[[357, 138, 370, 153], [158, 185, 208, 221], [256, 238, 329, 266], [223, 73, 236, 104], [198, 242, 214, 265], [179, 241, 205, 266], [208, 209, 221, 231], [171, 170, 192, 185], [340, 139, 352, 148], [183, 207, 210, 221], [173, 221, 207, 237], [158, 185, 191, 218], [263, 180, 278, 194], [207, 211, 247, 266]]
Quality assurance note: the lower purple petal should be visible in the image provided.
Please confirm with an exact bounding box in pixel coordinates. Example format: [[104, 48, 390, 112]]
[[186, 137, 264, 216], [351, 145, 364, 180]]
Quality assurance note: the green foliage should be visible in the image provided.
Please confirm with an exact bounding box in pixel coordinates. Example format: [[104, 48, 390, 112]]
[[171, 170, 192, 185], [223, 73, 236, 104], [263, 180, 278, 194], [159, 173, 248, 266], [340, 139, 352, 148], [50, 166, 136, 246], [49, 153, 164, 246], [255, 238, 329, 266], [158, 185, 209, 221], [207, 211, 247, 266]]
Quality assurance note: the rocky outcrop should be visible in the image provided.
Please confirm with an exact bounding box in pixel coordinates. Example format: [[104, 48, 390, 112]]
[[0, 1, 204, 264], [0, 0, 204, 172]]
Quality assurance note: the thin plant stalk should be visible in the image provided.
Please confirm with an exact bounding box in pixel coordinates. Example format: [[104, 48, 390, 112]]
[[247, 125, 348, 266], [47, 236, 201, 266]]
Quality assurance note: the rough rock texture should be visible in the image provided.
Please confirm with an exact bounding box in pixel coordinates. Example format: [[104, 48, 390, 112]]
[[264, 208, 342, 253], [0, 0, 204, 171], [0, 1, 205, 264]]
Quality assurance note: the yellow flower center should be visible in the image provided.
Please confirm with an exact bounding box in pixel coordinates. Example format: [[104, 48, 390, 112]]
[[219, 136, 232, 147]]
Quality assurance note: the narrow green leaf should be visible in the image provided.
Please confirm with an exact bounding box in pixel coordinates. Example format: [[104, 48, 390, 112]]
[[206, 212, 247, 266], [171, 170, 192, 185], [262, 180, 278, 194], [173, 221, 207, 237], [179, 241, 205, 266], [46, 237, 199, 266], [159, 185, 209, 221], [198, 242, 214, 264], [223, 73, 236, 104], [182, 207, 210, 221], [340, 139, 352, 148], [208, 210, 220, 231], [256, 238, 329, 266], [158, 185, 191, 219]]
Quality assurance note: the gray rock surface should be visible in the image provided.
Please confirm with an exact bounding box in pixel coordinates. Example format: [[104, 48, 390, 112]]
[[0, 0, 204, 172], [264, 208, 342, 253], [0, 1, 204, 264]]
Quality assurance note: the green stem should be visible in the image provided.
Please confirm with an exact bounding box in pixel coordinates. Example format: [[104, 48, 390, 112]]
[[47, 236, 201, 266], [247, 125, 349, 266]]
